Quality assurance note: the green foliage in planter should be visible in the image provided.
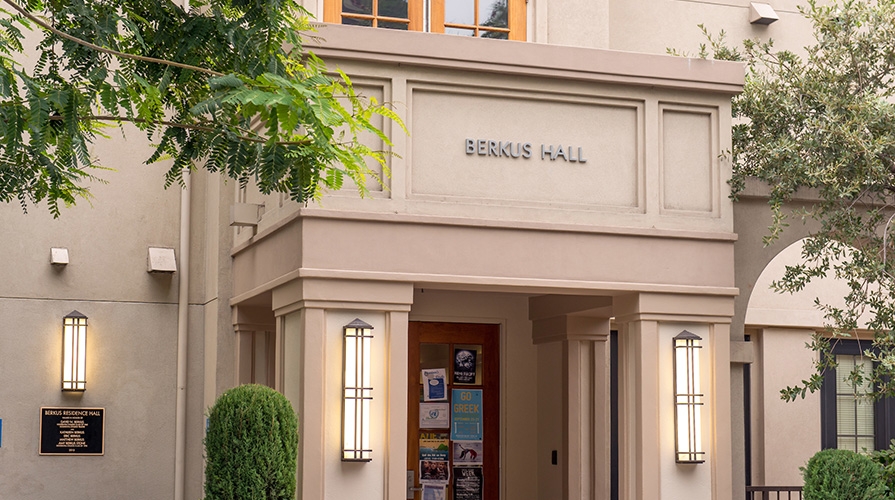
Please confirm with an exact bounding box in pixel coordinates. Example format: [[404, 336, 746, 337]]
[[204, 384, 298, 500], [802, 448, 885, 500]]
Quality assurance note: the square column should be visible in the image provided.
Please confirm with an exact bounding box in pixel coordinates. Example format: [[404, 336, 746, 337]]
[[272, 278, 413, 500], [532, 310, 612, 500], [614, 292, 734, 500], [616, 318, 660, 500], [232, 304, 277, 387]]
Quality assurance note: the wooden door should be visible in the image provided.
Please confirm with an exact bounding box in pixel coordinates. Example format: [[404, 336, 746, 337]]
[[407, 322, 500, 500]]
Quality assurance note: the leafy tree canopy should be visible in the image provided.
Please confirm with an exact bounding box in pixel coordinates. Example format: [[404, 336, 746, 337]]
[[679, 0, 895, 400], [0, 0, 404, 216]]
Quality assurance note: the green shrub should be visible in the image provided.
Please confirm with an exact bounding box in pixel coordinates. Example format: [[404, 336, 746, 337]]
[[802, 448, 885, 500], [870, 440, 895, 499], [204, 384, 298, 500]]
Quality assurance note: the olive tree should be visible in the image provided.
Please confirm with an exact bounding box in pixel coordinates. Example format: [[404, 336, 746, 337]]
[[680, 0, 895, 400]]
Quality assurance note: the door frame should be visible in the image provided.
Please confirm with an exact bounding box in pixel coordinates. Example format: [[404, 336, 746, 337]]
[[406, 320, 503, 500]]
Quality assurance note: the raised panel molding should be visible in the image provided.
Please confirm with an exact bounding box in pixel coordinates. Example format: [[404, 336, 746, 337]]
[[659, 104, 719, 217], [409, 84, 645, 212]]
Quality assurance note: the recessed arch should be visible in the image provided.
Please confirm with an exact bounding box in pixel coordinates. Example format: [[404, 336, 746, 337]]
[[745, 238, 853, 329]]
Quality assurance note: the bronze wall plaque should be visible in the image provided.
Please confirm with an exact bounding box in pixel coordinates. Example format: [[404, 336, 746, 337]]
[[39, 407, 104, 455]]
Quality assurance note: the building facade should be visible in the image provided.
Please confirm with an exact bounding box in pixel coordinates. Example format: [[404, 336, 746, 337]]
[[0, 1, 850, 499]]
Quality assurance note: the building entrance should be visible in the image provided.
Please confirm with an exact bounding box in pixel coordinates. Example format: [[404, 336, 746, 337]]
[[407, 321, 500, 499]]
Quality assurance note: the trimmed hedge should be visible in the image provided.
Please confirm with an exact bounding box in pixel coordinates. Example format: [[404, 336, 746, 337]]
[[802, 448, 885, 500], [204, 384, 298, 500]]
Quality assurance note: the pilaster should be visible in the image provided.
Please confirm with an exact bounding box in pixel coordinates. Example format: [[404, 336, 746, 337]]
[[532, 311, 612, 500]]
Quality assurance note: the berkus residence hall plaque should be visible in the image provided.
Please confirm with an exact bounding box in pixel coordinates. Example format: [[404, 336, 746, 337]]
[[40, 407, 104, 455]]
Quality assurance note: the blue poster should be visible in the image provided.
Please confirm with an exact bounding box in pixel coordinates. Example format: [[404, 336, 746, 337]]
[[451, 389, 483, 441]]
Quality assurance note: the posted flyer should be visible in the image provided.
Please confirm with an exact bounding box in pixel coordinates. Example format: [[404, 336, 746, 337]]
[[422, 484, 446, 500], [450, 389, 483, 441], [419, 403, 450, 429], [453, 348, 477, 384], [419, 433, 450, 461], [453, 466, 483, 500], [452, 441, 483, 465], [420, 460, 450, 483], [422, 368, 447, 401]]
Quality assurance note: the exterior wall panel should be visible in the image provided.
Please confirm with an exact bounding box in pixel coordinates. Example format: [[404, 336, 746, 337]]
[[660, 106, 717, 215], [410, 87, 642, 211]]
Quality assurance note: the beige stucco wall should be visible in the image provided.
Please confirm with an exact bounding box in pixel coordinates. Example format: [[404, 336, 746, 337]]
[[615, 295, 732, 500], [750, 327, 820, 486], [322, 310, 389, 500], [0, 126, 214, 499], [657, 323, 715, 500], [0, 2, 783, 499], [230, 24, 741, 256], [300, 0, 816, 57], [536, 340, 564, 499], [0, 300, 177, 498], [743, 237, 867, 486], [276, 280, 412, 500], [606, 0, 813, 56], [0, 141, 179, 304], [746, 237, 871, 329]]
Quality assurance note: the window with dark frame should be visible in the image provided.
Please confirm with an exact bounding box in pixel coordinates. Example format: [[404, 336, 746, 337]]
[[820, 339, 895, 452]]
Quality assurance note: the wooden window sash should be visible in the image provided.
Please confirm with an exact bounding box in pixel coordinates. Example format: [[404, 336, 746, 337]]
[[325, 0, 423, 31], [432, 0, 525, 40], [327, 0, 525, 40]]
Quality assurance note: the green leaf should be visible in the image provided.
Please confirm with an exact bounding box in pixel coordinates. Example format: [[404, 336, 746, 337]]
[[208, 73, 244, 90], [0, 0, 404, 217]]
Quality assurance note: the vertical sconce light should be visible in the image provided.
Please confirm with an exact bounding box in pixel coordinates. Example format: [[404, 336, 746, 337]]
[[342, 318, 373, 462], [673, 330, 704, 463], [62, 311, 88, 391]]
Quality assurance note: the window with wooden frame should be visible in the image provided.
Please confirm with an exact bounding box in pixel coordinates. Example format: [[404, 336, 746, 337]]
[[324, 0, 526, 41]]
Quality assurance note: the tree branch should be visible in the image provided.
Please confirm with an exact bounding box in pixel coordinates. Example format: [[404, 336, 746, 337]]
[[50, 114, 312, 146], [1, 0, 225, 77]]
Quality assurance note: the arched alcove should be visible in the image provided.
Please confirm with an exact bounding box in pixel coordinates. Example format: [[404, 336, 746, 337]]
[[745, 237, 865, 487], [745, 237, 854, 329]]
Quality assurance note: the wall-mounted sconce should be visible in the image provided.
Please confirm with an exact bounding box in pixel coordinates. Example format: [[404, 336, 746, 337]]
[[673, 330, 704, 463], [62, 311, 87, 391], [342, 318, 373, 462]]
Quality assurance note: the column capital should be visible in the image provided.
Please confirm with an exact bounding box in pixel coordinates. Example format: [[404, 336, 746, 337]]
[[529, 294, 613, 321], [232, 304, 276, 333], [532, 314, 610, 345], [271, 277, 414, 316], [613, 292, 734, 324]]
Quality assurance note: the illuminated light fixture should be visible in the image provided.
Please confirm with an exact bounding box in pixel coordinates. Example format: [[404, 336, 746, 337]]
[[342, 318, 373, 462], [673, 330, 705, 463], [62, 311, 88, 391]]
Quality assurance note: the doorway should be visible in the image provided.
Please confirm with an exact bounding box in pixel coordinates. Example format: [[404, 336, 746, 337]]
[[407, 321, 500, 500]]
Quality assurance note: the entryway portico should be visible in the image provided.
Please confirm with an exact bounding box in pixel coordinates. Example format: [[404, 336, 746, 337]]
[[231, 236, 736, 500], [228, 23, 741, 500]]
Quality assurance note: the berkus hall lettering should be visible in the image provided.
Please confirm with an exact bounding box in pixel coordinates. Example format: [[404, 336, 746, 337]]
[[465, 138, 587, 163]]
